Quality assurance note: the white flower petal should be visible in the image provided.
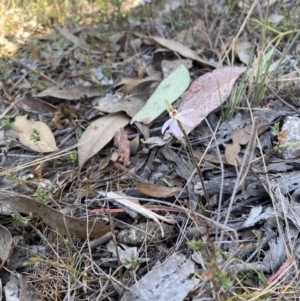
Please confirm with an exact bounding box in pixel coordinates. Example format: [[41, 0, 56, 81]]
[[179, 116, 194, 127], [170, 120, 181, 136], [178, 109, 194, 116], [162, 118, 173, 134]]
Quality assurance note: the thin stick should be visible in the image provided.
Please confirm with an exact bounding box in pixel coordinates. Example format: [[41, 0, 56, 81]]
[[177, 120, 210, 205]]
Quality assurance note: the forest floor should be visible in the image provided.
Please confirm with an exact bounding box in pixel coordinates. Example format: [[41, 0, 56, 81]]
[[0, 0, 300, 300]]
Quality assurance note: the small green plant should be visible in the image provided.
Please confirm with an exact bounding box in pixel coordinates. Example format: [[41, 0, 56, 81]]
[[69, 151, 77, 164], [30, 129, 41, 143], [2, 118, 15, 130], [12, 212, 33, 225], [123, 255, 138, 270], [34, 186, 50, 203], [188, 239, 203, 251], [6, 173, 14, 180], [189, 239, 233, 289]]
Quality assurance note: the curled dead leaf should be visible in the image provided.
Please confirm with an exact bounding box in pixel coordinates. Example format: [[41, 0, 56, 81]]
[[111, 128, 131, 166]]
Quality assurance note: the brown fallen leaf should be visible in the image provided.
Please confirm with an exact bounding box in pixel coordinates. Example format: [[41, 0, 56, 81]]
[[225, 121, 269, 166], [152, 36, 216, 68], [137, 182, 182, 198], [16, 95, 57, 114], [111, 128, 131, 166], [0, 225, 12, 269], [224, 142, 241, 166], [78, 112, 130, 169], [15, 115, 59, 153], [116, 77, 159, 95], [95, 94, 146, 117], [0, 192, 111, 239], [37, 85, 102, 100]]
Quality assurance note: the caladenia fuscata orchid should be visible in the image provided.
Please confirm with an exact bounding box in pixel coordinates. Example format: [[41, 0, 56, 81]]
[[162, 100, 210, 207], [161, 108, 194, 137]]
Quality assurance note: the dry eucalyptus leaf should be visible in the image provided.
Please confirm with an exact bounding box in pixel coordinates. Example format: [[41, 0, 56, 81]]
[[152, 36, 216, 68], [78, 113, 130, 169], [17, 96, 57, 114], [137, 183, 182, 198], [95, 94, 145, 117], [178, 66, 246, 137], [37, 85, 102, 100], [15, 115, 59, 153], [116, 78, 159, 95], [0, 225, 12, 269], [0, 192, 111, 239]]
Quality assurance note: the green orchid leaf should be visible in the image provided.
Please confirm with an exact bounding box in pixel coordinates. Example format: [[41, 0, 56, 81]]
[[131, 63, 190, 124]]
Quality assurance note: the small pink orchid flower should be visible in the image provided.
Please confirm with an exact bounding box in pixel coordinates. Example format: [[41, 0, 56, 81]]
[[140, 0, 151, 5], [162, 108, 194, 137]]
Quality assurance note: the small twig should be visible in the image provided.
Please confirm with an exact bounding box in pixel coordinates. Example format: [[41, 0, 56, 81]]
[[177, 120, 210, 205], [266, 85, 299, 114]]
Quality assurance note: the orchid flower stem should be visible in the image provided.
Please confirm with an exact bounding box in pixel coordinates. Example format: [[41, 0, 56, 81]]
[[177, 120, 210, 205]]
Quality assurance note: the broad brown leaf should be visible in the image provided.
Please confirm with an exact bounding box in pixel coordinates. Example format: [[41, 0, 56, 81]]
[[78, 112, 130, 169]]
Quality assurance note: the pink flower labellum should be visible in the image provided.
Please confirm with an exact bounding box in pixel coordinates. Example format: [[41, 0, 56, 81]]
[[162, 108, 194, 137]]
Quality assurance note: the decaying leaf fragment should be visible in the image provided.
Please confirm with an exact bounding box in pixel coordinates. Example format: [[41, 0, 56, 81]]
[[111, 128, 131, 166], [224, 121, 268, 166], [15, 115, 59, 153]]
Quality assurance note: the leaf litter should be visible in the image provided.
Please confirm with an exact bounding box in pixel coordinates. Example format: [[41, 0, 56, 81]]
[[1, 0, 300, 300]]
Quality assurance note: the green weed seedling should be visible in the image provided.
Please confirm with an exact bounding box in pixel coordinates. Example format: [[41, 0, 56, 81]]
[[30, 129, 41, 143], [2, 118, 15, 130], [12, 212, 33, 225], [34, 186, 50, 203], [189, 239, 233, 289], [69, 151, 77, 164]]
